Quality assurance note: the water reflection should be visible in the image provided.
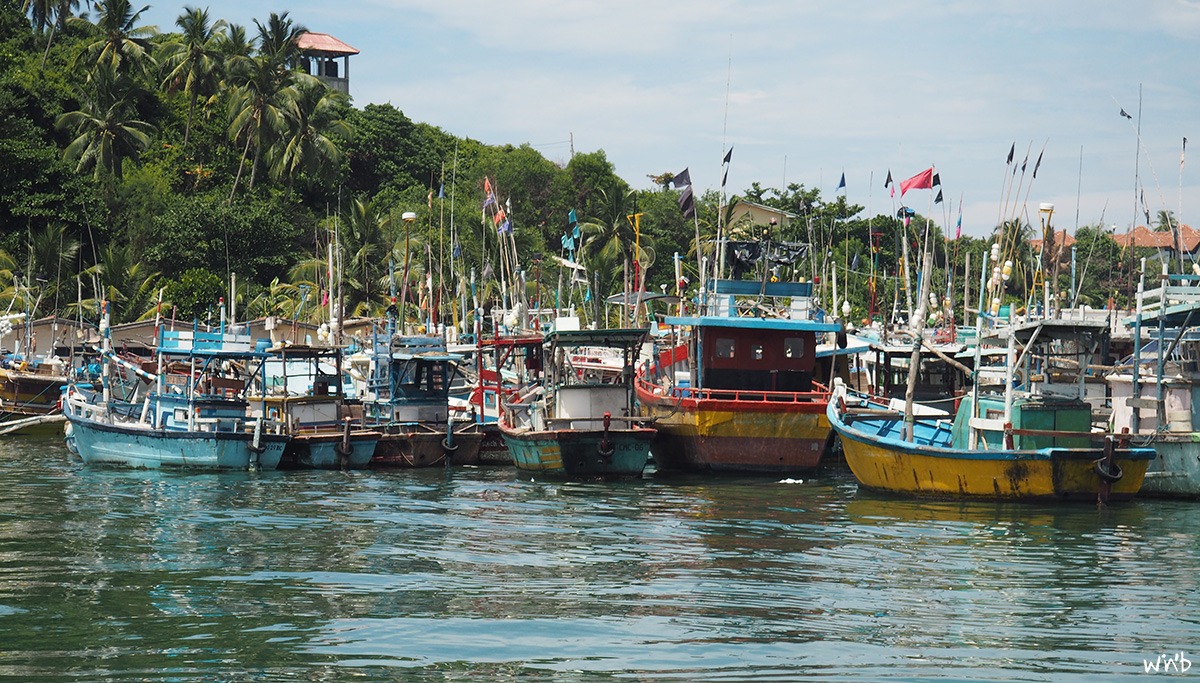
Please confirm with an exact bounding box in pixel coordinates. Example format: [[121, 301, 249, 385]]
[[0, 442, 1195, 680]]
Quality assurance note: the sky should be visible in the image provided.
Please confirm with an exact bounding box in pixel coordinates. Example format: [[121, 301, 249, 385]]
[[139, 1, 1200, 239]]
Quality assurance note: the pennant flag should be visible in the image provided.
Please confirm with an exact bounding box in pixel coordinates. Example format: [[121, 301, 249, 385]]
[[723, 147, 733, 165], [1033, 150, 1044, 179], [1021, 153, 1028, 173], [483, 192, 495, 209], [453, 242, 461, 259], [836, 173, 846, 193], [493, 208, 506, 225], [427, 190, 433, 209], [935, 189, 943, 204], [568, 208, 578, 225], [884, 170, 893, 187], [851, 252, 860, 271], [561, 234, 570, 250], [573, 223, 581, 240], [484, 177, 493, 194], [1183, 137, 1188, 169], [955, 199, 963, 239], [498, 219, 512, 234], [1120, 108, 1133, 120], [722, 167, 729, 188], [900, 168, 934, 196], [678, 185, 696, 219], [671, 167, 692, 188], [437, 183, 445, 199], [931, 172, 941, 187], [1006, 143, 1015, 164]]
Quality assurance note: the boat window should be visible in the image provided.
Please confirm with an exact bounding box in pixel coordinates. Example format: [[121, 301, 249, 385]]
[[784, 337, 804, 358], [752, 344, 763, 360], [716, 338, 736, 359]]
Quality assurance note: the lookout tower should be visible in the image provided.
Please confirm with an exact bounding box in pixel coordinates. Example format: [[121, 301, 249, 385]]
[[296, 32, 359, 96]]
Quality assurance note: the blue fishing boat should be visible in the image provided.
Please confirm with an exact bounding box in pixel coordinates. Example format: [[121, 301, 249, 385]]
[[249, 343, 379, 469], [829, 319, 1155, 502], [360, 329, 485, 467], [62, 314, 288, 471], [499, 321, 654, 478], [1107, 268, 1200, 497]]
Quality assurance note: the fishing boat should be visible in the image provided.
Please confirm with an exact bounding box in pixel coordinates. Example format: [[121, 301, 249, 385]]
[[499, 321, 654, 477], [62, 317, 289, 471], [360, 330, 485, 467], [1106, 267, 1200, 497], [829, 318, 1155, 502], [636, 276, 845, 474], [0, 313, 70, 435], [249, 343, 379, 469], [455, 331, 544, 465]]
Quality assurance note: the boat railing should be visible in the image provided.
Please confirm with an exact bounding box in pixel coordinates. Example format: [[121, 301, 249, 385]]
[[636, 376, 827, 404]]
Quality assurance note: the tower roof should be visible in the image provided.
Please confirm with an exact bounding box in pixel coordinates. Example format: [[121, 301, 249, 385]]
[[296, 32, 359, 56]]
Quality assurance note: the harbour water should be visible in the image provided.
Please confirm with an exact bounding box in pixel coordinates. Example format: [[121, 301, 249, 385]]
[[1, 435, 1197, 682]]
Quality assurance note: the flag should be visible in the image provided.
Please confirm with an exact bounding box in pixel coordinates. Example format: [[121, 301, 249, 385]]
[[1006, 143, 1015, 164], [498, 219, 512, 234], [1033, 150, 1044, 178], [671, 167, 691, 188], [723, 147, 733, 164], [428, 190, 433, 209], [931, 172, 941, 187], [453, 242, 461, 258], [1120, 108, 1133, 120], [1021, 153, 1028, 173], [900, 168, 934, 196], [1183, 137, 1188, 169], [568, 208, 577, 225], [437, 184, 444, 199], [484, 177, 492, 194], [955, 200, 963, 239], [493, 208, 506, 225], [884, 170, 892, 187], [935, 189, 943, 204], [836, 173, 846, 193], [678, 185, 695, 219], [483, 192, 495, 209], [851, 252, 860, 270], [722, 167, 729, 188], [573, 223, 581, 240]]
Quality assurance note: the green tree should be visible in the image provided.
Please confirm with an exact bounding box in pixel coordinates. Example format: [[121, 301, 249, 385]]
[[77, 242, 161, 323], [56, 63, 156, 181], [158, 6, 225, 146], [164, 267, 223, 322], [268, 74, 349, 188], [73, 0, 157, 77]]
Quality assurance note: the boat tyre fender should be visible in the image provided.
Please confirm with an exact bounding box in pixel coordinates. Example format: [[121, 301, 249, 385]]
[[441, 437, 459, 453], [597, 441, 615, 459], [335, 439, 353, 458], [1093, 458, 1123, 484]]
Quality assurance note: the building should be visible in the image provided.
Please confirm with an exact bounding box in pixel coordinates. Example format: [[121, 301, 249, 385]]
[[296, 32, 359, 96], [1111, 224, 1200, 262]]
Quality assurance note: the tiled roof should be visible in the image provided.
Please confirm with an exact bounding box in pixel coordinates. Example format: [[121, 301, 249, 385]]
[[296, 32, 359, 56], [1029, 228, 1076, 251], [1111, 224, 1200, 250]]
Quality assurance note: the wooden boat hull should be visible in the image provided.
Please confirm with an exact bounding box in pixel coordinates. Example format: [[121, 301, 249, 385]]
[[371, 424, 485, 467], [828, 400, 1154, 501], [499, 424, 653, 478], [1135, 435, 1200, 498], [279, 431, 380, 470], [64, 416, 287, 471], [637, 385, 830, 473]]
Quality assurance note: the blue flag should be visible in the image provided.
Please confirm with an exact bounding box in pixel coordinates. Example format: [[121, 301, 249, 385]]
[[836, 173, 846, 193], [569, 208, 578, 225]]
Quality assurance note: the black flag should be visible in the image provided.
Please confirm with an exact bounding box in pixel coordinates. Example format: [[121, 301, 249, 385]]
[[935, 189, 944, 204], [722, 147, 733, 164], [884, 170, 893, 187], [1021, 154, 1028, 173], [931, 172, 941, 187], [678, 185, 695, 219], [671, 168, 691, 189], [1120, 108, 1133, 120], [1032, 150, 1044, 178], [1006, 143, 1015, 164]]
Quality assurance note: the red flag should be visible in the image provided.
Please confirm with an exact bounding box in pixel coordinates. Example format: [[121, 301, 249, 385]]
[[900, 168, 933, 196]]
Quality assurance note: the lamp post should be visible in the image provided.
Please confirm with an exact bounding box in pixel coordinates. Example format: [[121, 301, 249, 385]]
[[1038, 203, 1055, 318]]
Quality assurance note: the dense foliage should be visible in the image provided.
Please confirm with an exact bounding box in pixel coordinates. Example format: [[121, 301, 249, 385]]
[[0, 1, 1160, 333]]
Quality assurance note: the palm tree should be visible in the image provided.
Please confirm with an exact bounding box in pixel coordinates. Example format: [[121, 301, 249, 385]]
[[254, 11, 305, 70], [159, 7, 226, 145], [75, 243, 161, 324], [338, 198, 392, 316], [244, 277, 304, 319], [24, 225, 80, 315], [269, 75, 350, 187], [74, 0, 157, 77], [578, 187, 654, 305], [225, 55, 293, 200], [23, 0, 90, 68], [57, 64, 156, 181]]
